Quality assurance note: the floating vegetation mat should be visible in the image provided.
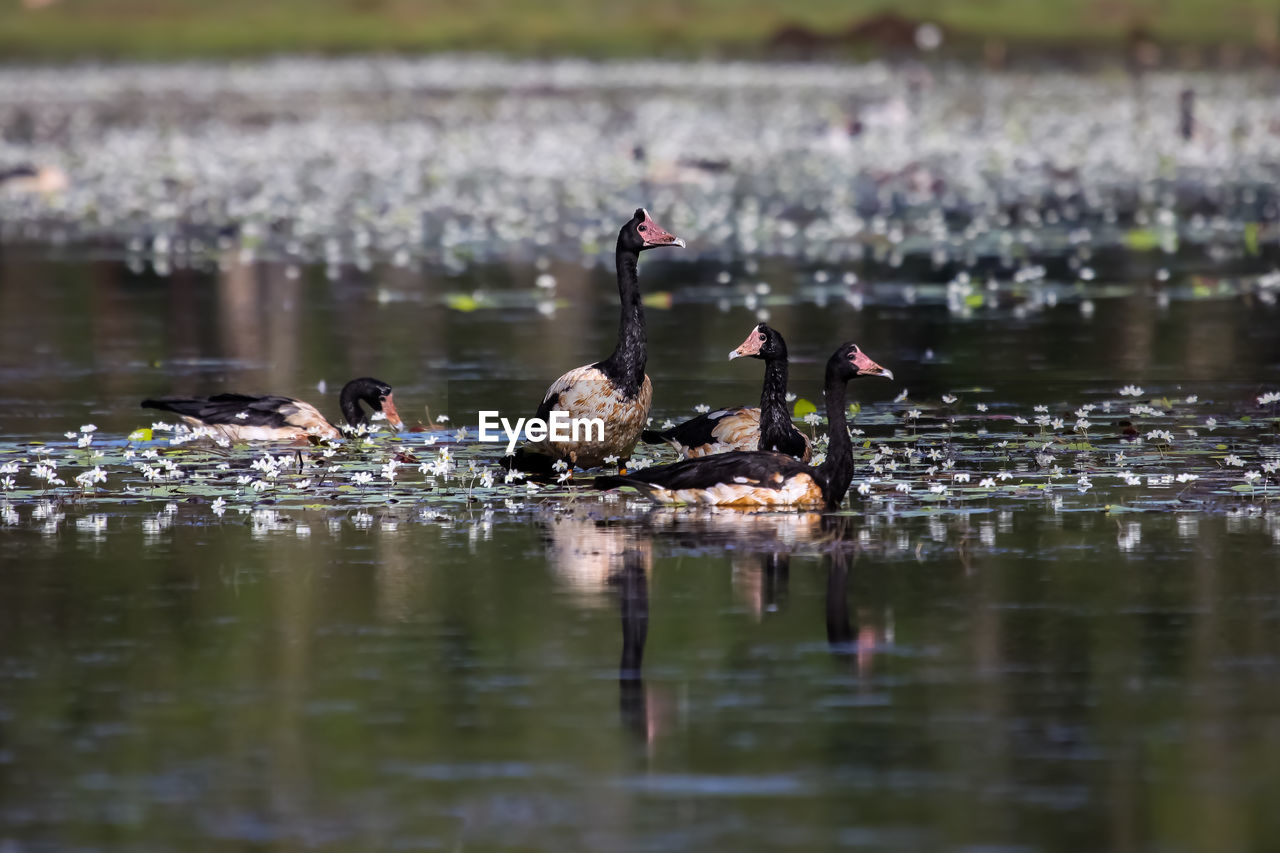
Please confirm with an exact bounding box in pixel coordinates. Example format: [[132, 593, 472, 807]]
[[3, 389, 1277, 533], [2, 58, 1280, 273]]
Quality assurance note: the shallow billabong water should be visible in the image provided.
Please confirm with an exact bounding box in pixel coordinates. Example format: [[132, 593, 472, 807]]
[[2, 55, 1280, 850], [1, 243, 1279, 851]]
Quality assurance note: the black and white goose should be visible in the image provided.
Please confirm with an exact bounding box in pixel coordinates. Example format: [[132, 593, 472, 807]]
[[642, 323, 810, 461], [594, 342, 892, 509], [141, 377, 403, 441], [509, 208, 684, 471]]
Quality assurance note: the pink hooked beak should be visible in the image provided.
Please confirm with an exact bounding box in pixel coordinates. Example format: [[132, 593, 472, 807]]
[[638, 209, 686, 249], [728, 326, 765, 360], [380, 393, 404, 430], [851, 349, 894, 380]]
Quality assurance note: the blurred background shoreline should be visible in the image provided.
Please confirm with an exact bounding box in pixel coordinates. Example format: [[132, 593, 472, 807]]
[[4, 0, 1280, 68]]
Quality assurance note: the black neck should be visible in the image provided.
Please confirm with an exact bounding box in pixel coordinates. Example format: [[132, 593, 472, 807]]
[[596, 247, 646, 397], [756, 352, 791, 446], [339, 387, 368, 427], [816, 367, 855, 509]]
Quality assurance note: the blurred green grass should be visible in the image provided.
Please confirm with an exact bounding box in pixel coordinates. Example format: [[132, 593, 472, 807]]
[[2, 0, 1279, 59]]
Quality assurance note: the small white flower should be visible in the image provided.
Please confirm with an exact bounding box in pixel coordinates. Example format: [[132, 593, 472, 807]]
[[1074, 418, 1091, 432], [479, 469, 495, 488], [1118, 385, 1143, 397], [296, 479, 312, 490], [382, 460, 399, 482], [979, 477, 996, 488], [997, 470, 1012, 481], [1258, 391, 1280, 406], [351, 471, 374, 486], [435, 414, 450, 423], [74, 466, 108, 488], [857, 481, 871, 496], [250, 479, 271, 492], [1013, 415, 1029, 425], [895, 481, 911, 494], [1223, 454, 1244, 467], [1, 476, 15, 490], [628, 457, 653, 472], [503, 468, 527, 484], [1185, 395, 1198, 404], [1033, 405, 1049, 413], [64, 431, 78, 439], [455, 427, 467, 442], [603, 455, 620, 466], [1175, 473, 1199, 483], [929, 484, 948, 495], [802, 412, 822, 426], [1205, 418, 1218, 431], [942, 394, 957, 405], [1244, 470, 1262, 483], [893, 389, 908, 403], [79, 424, 97, 434], [235, 411, 249, 420], [693, 404, 710, 414], [976, 403, 988, 412], [906, 409, 922, 420], [552, 459, 569, 473]]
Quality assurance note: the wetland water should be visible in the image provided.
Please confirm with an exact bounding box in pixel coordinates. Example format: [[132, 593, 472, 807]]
[[3, 57, 1280, 851], [2, 247, 1279, 852]]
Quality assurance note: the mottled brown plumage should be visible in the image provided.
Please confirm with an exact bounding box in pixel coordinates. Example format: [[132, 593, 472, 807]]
[[510, 209, 683, 472], [524, 367, 654, 467]]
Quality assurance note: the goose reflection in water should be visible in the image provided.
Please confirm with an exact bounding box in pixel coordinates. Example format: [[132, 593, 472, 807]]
[[536, 502, 666, 745], [825, 528, 895, 679], [539, 504, 894, 744], [617, 547, 653, 745], [540, 503, 653, 606], [644, 508, 825, 621]]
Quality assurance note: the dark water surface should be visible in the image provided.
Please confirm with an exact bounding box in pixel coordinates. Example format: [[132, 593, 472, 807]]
[[4, 505, 1280, 851], [2, 247, 1280, 852], [2, 245, 1278, 435]]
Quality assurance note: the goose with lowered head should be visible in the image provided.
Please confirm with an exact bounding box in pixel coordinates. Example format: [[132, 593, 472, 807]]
[[141, 377, 403, 442]]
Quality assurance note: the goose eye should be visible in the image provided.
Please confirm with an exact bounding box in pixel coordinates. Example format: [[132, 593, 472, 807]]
[[638, 224, 647, 232]]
